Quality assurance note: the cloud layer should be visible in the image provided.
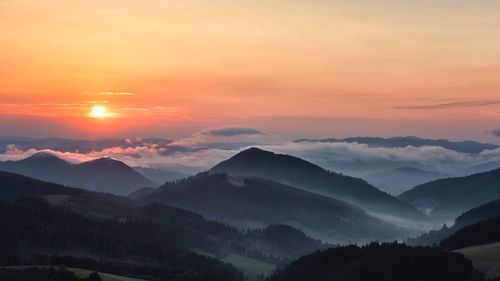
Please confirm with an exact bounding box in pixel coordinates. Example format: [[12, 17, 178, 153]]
[[2, 133, 500, 179]]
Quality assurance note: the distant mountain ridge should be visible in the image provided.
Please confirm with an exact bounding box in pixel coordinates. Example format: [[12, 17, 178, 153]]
[[210, 148, 427, 222], [295, 136, 499, 154], [0, 153, 154, 195]]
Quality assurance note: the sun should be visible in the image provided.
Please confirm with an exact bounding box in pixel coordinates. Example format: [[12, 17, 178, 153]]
[[89, 105, 111, 118]]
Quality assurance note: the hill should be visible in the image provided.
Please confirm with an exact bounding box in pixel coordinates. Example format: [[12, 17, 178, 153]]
[[407, 198, 500, 247], [0, 153, 155, 195], [441, 216, 500, 250], [268, 242, 486, 281], [210, 148, 426, 222], [0, 171, 326, 279], [135, 172, 409, 244], [362, 167, 451, 195], [398, 168, 500, 222]]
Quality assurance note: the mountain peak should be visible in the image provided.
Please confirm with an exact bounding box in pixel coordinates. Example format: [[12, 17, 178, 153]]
[[24, 152, 64, 161]]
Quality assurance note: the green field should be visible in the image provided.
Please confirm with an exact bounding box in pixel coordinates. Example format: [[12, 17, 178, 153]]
[[456, 241, 500, 278], [222, 254, 275, 281]]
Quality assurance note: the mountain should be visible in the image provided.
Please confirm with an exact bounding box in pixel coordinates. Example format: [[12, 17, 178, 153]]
[[362, 167, 452, 195], [295, 136, 499, 154], [268, 242, 485, 281], [135, 172, 408, 244], [0, 153, 155, 195], [133, 166, 188, 185], [398, 168, 500, 222], [210, 148, 427, 222]]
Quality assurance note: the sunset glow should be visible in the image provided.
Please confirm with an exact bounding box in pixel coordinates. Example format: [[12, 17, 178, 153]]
[[0, 1, 499, 141], [89, 105, 111, 119]]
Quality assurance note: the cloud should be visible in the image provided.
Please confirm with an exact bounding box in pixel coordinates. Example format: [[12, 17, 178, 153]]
[[2, 135, 500, 177], [395, 99, 500, 110], [99, 92, 135, 96], [201, 127, 267, 137]]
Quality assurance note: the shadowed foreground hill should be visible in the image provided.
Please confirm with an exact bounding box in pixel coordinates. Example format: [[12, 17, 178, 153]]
[[0, 153, 154, 195], [0, 171, 328, 280], [408, 198, 500, 247], [134, 172, 407, 244], [268, 242, 489, 281], [210, 148, 426, 222]]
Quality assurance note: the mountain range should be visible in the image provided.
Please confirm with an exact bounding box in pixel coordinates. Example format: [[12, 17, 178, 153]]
[[0, 153, 154, 195], [295, 136, 499, 154]]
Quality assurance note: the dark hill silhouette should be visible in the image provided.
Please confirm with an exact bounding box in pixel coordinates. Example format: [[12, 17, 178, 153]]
[[407, 198, 500, 247], [268, 242, 486, 281], [399, 168, 500, 222], [0, 171, 326, 262], [441, 216, 500, 250], [135, 172, 408, 244], [210, 148, 426, 222], [0, 153, 154, 195]]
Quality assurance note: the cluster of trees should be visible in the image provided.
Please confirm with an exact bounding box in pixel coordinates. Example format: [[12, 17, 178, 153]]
[[0, 266, 101, 281], [268, 242, 488, 281], [0, 197, 243, 281], [441, 215, 500, 250]]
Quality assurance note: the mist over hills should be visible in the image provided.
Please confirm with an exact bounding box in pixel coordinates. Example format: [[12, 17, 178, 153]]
[[362, 167, 452, 195], [134, 172, 406, 244], [210, 147, 427, 222], [0, 170, 330, 279], [399, 168, 500, 222], [0, 153, 154, 195]]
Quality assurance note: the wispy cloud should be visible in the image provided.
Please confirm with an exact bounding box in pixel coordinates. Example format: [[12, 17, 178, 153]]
[[395, 99, 500, 110], [99, 92, 135, 96], [202, 127, 267, 137]]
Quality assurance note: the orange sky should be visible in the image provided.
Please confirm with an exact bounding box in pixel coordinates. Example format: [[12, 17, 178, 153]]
[[1, 0, 500, 141]]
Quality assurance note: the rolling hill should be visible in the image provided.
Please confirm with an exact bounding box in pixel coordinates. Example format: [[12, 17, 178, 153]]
[[399, 168, 500, 222], [210, 148, 427, 222], [134, 172, 409, 244], [0, 171, 327, 280], [0, 153, 155, 195]]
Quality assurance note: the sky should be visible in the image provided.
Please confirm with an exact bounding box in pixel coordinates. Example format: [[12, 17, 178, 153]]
[[1, 0, 500, 142]]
